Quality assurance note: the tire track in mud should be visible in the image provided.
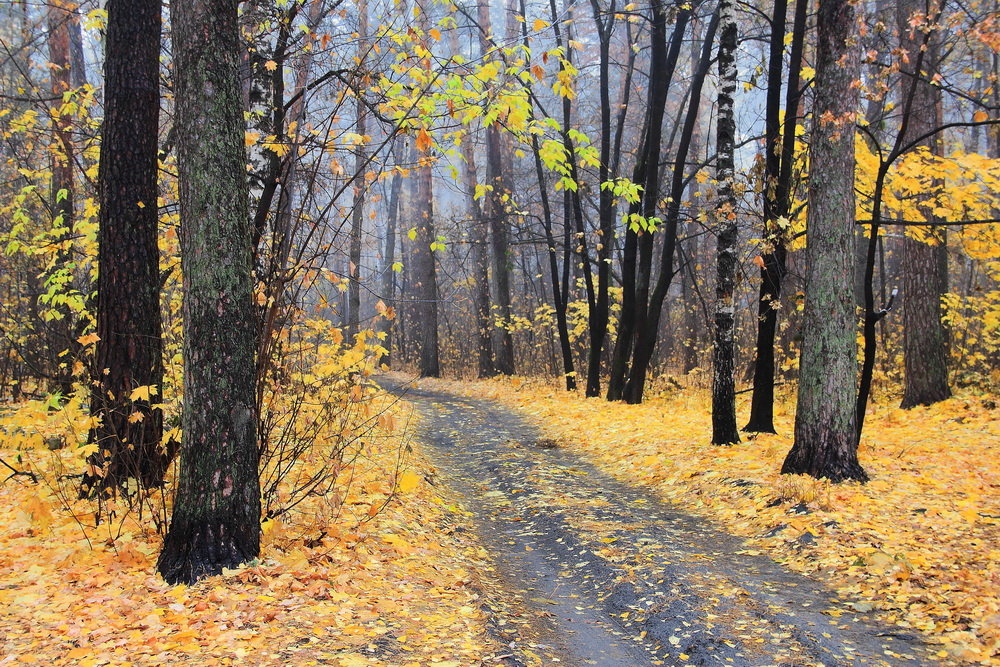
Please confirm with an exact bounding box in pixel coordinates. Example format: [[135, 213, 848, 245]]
[[384, 377, 938, 666]]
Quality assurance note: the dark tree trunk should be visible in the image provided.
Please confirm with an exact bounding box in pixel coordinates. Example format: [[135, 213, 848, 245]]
[[897, 0, 950, 409], [413, 0, 440, 378], [347, 0, 368, 341], [460, 128, 496, 378], [623, 8, 718, 404], [607, 0, 691, 401], [478, 0, 516, 376], [520, 0, 574, 389], [744, 0, 806, 433], [158, 0, 261, 584], [782, 0, 867, 483], [84, 0, 168, 495], [584, 0, 615, 398], [711, 0, 739, 445]]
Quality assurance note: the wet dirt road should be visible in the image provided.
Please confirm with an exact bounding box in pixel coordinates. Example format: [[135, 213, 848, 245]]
[[385, 378, 937, 666]]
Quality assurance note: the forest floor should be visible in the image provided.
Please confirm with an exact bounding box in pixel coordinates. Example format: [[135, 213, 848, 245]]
[[383, 374, 938, 666], [0, 375, 996, 665], [0, 392, 503, 665], [418, 373, 999, 665]]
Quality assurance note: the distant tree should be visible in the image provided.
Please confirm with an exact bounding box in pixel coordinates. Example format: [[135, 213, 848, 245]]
[[158, 0, 261, 584], [782, 0, 867, 482], [711, 0, 739, 445], [477, 0, 515, 377], [412, 0, 440, 378], [896, 0, 950, 409], [347, 0, 369, 341], [45, 2, 78, 397], [84, 0, 168, 496]]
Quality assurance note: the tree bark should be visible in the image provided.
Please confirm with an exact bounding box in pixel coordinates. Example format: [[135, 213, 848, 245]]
[[744, 0, 806, 433], [158, 0, 261, 584], [478, 0, 515, 376], [412, 0, 440, 377], [711, 0, 739, 445], [782, 0, 867, 483], [84, 0, 168, 494], [897, 0, 950, 409], [347, 0, 368, 340], [46, 2, 78, 397]]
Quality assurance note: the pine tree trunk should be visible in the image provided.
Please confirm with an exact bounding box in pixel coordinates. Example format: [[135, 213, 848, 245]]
[[897, 0, 950, 409], [158, 0, 261, 584], [711, 0, 739, 445], [782, 0, 867, 483], [85, 0, 167, 494]]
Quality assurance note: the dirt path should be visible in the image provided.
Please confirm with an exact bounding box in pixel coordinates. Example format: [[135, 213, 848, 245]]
[[385, 378, 938, 666]]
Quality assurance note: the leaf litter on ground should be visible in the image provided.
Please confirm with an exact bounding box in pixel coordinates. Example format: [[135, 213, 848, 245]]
[[0, 392, 504, 666], [424, 375, 1000, 665]]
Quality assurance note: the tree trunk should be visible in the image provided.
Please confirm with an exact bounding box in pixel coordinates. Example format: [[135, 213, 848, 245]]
[[84, 0, 167, 495], [711, 0, 739, 446], [46, 2, 78, 397], [347, 0, 368, 340], [897, 0, 950, 409], [478, 0, 515, 376], [782, 0, 867, 483], [623, 8, 717, 404], [158, 0, 261, 584], [744, 0, 806, 433], [380, 140, 404, 366], [607, 0, 690, 401], [460, 129, 496, 378]]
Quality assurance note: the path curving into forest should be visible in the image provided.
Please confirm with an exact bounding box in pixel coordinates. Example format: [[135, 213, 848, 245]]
[[382, 376, 939, 666]]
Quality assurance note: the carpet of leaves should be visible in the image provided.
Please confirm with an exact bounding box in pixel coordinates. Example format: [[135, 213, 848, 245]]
[[0, 395, 500, 666], [438, 376, 1000, 665]]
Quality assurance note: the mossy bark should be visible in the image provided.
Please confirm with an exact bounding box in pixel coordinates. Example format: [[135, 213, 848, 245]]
[[158, 0, 261, 585], [783, 0, 867, 483]]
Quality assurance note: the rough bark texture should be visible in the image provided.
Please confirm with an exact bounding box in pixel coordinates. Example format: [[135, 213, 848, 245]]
[[85, 0, 167, 494], [478, 0, 515, 376], [158, 0, 261, 585], [897, 0, 950, 409], [783, 0, 867, 482], [711, 0, 739, 446]]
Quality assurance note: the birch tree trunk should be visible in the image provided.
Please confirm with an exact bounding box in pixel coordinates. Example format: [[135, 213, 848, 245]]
[[711, 0, 740, 445]]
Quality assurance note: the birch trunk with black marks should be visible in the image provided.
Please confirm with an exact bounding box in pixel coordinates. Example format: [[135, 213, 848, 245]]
[[711, 0, 739, 446]]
